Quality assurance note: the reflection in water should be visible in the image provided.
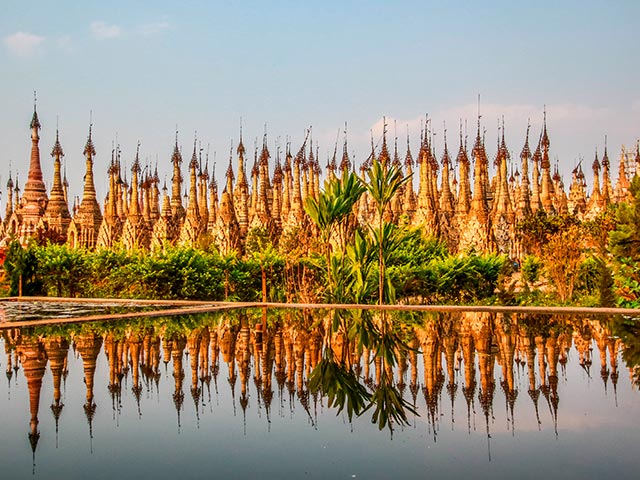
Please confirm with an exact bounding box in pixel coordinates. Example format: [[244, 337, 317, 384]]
[[1, 310, 639, 477]]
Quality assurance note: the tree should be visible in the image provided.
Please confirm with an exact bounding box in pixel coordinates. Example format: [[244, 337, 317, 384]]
[[246, 227, 282, 302], [304, 170, 365, 301], [542, 224, 584, 302], [35, 243, 89, 297], [610, 175, 640, 306], [365, 159, 411, 305], [3, 241, 43, 296]]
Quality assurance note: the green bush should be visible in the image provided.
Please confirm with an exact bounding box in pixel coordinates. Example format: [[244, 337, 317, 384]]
[[521, 255, 542, 285]]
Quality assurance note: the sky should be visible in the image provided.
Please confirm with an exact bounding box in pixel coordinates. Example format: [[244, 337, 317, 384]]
[[1, 0, 639, 206]]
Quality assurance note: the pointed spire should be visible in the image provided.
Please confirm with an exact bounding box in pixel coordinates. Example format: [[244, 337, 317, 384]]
[[379, 116, 391, 167], [225, 140, 235, 190], [456, 118, 469, 166], [83, 114, 96, 158], [392, 120, 401, 169], [602, 135, 610, 168], [237, 117, 246, 156], [21, 96, 49, 222], [44, 119, 71, 236], [520, 121, 532, 161], [171, 128, 182, 165], [472, 95, 485, 161], [190, 136, 198, 169], [592, 147, 601, 173], [51, 122, 64, 158], [405, 126, 415, 168], [340, 122, 351, 174], [441, 122, 451, 168], [541, 105, 550, 150], [7, 166, 13, 190], [30, 90, 41, 131]]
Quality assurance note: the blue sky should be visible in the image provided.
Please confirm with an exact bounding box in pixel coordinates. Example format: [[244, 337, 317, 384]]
[[1, 0, 639, 204]]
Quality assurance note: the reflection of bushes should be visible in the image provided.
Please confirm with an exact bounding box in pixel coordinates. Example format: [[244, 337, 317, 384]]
[[610, 315, 640, 388]]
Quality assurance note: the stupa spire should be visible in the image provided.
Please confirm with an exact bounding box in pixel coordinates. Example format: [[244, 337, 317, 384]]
[[72, 116, 103, 248], [20, 92, 48, 230], [44, 120, 71, 237]]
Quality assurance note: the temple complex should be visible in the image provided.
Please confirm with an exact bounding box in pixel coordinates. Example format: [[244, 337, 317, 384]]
[[2, 105, 639, 259]]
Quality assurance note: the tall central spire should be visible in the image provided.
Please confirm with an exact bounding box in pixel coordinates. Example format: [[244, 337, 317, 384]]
[[21, 94, 49, 219]]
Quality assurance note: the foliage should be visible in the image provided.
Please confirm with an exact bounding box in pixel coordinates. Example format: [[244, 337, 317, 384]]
[[3, 241, 43, 296], [610, 176, 640, 307], [392, 252, 506, 304], [609, 315, 640, 388], [541, 224, 584, 302], [246, 227, 284, 302], [366, 158, 411, 305], [521, 255, 542, 285], [35, 243, 90, 297], [517, 210, 580, 256], [305, 170, 365, 301], [363, 370, 416, 431], [308, 350, 371, 423]]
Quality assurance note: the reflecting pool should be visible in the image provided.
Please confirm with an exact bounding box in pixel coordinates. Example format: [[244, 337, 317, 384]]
[[0, 299, 188, 322], [1, 309, 639, 479]]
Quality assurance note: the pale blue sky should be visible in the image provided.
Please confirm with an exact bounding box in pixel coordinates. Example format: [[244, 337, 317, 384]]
[[1, 0, 639, 204]]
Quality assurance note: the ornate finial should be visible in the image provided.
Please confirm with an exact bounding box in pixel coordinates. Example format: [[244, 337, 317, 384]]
[[83, 114, 96, 157], [132, 141, 142, 173], [51, 117, 64, 158], [602, 135, 610, 167], [521, 119, 532, 161], [464, 118, 468, 150], [30, 91, 41, 130], [541, 106, 550, 149], [226, 140, 235, 182], [593, 146, 600, 172], [369, 128, 375, 165]]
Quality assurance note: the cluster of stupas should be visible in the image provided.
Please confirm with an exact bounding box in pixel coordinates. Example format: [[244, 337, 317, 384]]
[[2, 102, 639, 257]]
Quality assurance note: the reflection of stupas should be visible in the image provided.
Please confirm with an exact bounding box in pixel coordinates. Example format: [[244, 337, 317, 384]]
[[3, 102, 640, 259], [43, 336, 69, 440], [15, 336, 48, 467], [75, 332, 102, 439], [0, 311, 637, 458]]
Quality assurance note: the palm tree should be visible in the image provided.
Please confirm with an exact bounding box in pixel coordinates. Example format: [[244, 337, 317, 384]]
[[365, 158, 411, 305], [304, 170, 364, 300]]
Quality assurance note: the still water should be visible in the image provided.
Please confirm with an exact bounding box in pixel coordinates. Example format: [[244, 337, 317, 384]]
[[1, 309, 639, 479]]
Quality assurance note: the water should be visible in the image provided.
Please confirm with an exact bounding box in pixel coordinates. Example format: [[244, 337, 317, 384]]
[[0, 299, 184, 322], [0, 309, 639, 479]]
